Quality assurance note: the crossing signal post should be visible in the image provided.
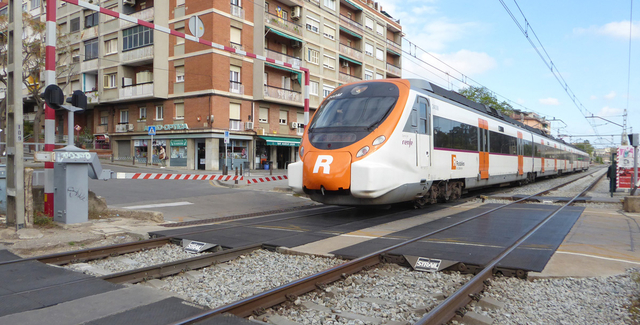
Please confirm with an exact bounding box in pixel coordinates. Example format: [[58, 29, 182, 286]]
[[629, 134, 639, 196]]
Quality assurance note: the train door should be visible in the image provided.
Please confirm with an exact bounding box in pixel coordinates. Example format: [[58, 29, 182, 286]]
[[517, 131, 523, 175], [540, 140, 545, 173], [478, 118, 489, 179], [554, 144, 558, 171], [417, 96, 431, 168]]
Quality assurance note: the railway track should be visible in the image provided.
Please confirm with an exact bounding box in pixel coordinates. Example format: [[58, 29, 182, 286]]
[[1, 169, 605, 324]]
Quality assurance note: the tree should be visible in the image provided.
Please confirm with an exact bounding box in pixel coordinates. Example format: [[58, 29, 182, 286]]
[[459, 86, 514, 115], [0, 11, 78, 143], [573, 140, 594, 156]]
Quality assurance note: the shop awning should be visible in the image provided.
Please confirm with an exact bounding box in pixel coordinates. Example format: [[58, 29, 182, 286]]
[[339, 54, 362, 66], [258, 136, 301, 147], [343, 0, 363, 11], [267, 28, 304, 44], [265, 63, 302, 85], [339, 26, 362, 39]]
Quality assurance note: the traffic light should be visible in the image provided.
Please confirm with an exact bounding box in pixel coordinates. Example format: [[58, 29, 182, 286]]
[[42, 84, 64, 109], [68, 90, 87, 110], [629, 133, 639, 147]]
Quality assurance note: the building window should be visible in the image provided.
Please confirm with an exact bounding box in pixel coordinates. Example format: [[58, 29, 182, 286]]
[[230, 27, 242, 49], [364, 69, 373, 80], [139, 107, 147, 120], [230, 65, 241, 93], [376, 48, 384, 61], [156, 106, 164, 120], [365, 17, 373, 30], [323, 85, 334, 98], [22, 3, 28, 11], [323, 25, 335, 40], [105, 6, 117, 21], [307, 48, 319, 64], [100, 115, 108, 126], [104, 73, 117, 88], [282, 76, 291, 90], [84, 39, 98, 61], [70, 17, 80, 33], [104, 39, 117, 55], [365, 43, 373, 57], [175, 103, 184, 119], [30, 0, 40, 9], [323, 55, 335, 70], [176, 28, 185, 45], [279, 110, 287, 125], [324, 0, 335, 10], [306, 16, 319, 33], [123, 25, 154, 51], [176, 66, 184, 82], [376, 23, 384, 36], [177, 0, 185, 5], [85, 11, 99, 28], [310, 81, 319, 96], [120, 110, 129, 124], [376, 72, 384, 80], [231, 0, 241, 6], [229, 103, 241, 130], [259, 107, 268, 123]]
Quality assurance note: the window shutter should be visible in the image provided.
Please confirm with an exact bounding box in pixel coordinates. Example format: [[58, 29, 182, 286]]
[[229, 103, 241, 120]]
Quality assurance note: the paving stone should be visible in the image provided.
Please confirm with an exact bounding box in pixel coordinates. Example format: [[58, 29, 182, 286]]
[[141, 279, 166, 289], [462, 311, 494, 325], [477, 297, 505, 311]]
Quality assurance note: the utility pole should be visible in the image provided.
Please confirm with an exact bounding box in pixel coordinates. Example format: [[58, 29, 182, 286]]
[[6, 0, 25, 229]]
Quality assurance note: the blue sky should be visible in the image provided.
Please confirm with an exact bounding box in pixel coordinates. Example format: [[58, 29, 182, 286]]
[[378, 0, 639, 148]]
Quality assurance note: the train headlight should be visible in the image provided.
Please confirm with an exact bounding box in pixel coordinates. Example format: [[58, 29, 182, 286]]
[[299, 146, 304, 158], [372, 135, 386, 146], [356, 146, 370, 158]]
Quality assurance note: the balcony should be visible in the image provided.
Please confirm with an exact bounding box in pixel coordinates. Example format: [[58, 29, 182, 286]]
[[85, 90, 99, 104], [264, 85, 301, 103], [120, 82, 154, 99], [264, 12, 303, 36], [264, 48, 302, 67], [386, 39, 402, 53], [122, 45, 154, 63], [339, 72, 361, 84], [387, 63, 401, 76], [339, 43, 362, 61], [339, 14, 363, 31], [230, 4, 244, 19], [230, 81, 244, 95], [81, 59, 98, 71], [229, 120, 242, 131], [121, 7, 154, 29]]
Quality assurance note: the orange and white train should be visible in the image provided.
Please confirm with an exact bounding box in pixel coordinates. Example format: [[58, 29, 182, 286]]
[[288, 79, 590, 206]]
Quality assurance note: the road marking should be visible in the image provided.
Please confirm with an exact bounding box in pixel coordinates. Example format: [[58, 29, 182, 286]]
[[122, 202, 194, 209], [556, 250, 640, 265]]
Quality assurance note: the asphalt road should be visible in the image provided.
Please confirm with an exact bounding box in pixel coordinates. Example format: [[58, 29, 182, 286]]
[[89, 164, 314, 223]]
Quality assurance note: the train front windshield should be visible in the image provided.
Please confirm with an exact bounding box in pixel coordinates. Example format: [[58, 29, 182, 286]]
[[308, 82, 399, 150]]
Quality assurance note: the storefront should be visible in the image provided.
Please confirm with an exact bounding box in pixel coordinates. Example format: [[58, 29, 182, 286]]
[[170, 139, 188, 167], [257, 136, 301, 169], [219, 139, 250, 170], [95, 135, 110, 149]]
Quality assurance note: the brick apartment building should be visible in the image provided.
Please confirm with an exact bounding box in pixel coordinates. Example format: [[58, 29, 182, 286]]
[[53, 0, 403, 170]]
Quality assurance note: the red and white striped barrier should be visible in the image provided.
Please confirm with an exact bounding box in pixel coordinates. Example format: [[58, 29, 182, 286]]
[[116, 173, 242, 181], [115, 173, 289, 184], [246, 176, 288, 184]]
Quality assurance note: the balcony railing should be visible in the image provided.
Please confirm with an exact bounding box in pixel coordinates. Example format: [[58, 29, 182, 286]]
[[264, 48, 302, 67], [121, 7, 154, 29], [339, 72, 361, 84], [120, 82, 154, 98], [386, 63, 402, 76], [96, 125, 108, 134], [230, 42, 244, 51], [264, 85, 301, 102], [339, 14, 363, 31], [230, 81, 244, 94], [264, 12, 303, 36], [229, 120, 242, 131], [386, 39, 402, 53], [122, 45, 154, 62], [339, 43, 362, 61], [85, 90, 99, 104], [230, 4, 244, 19]]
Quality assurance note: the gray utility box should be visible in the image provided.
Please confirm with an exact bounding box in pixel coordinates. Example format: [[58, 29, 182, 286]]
[[54, 146, 112, 224]]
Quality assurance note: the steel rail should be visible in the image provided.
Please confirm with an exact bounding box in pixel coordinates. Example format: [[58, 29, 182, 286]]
[[171, 169, 601, 324], [416, 169, 607, 325], [0, 205, 348, 267], [101, 244, 261, 284]]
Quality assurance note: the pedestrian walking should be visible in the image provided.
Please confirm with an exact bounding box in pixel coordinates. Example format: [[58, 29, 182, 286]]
[[158, 146, 166, 168]]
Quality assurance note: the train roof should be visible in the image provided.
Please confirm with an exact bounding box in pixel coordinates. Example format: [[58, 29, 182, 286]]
[[407, 79, 585, 154]]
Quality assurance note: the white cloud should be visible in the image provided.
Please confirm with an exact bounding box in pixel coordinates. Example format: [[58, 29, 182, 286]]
[[590, 95, 597, 100], [604, 91, 616, 99], [597, 106, 623, 117], [422, 50, 497, 76], [410, 19, 479, 52], [574, 21, 640, 40], [539, 98, 560, 105]]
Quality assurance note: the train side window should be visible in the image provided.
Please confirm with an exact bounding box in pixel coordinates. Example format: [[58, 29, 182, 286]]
[[418, 97, 430, 135]]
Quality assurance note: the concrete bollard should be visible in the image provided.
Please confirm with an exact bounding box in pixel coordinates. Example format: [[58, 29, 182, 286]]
[[235, 167, 238, 185], [111, 153, 114, 162]]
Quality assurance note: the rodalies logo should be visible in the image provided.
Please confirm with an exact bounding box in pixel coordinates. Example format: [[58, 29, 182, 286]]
[[313, 155, 333, 174], [402, 139, 414, 148], [451, 155, 465, 170]]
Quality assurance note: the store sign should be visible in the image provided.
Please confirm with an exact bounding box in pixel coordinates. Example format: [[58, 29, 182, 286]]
[[170, 139, 188, 147], [134, 140, 148, 147], [146, 123, 189, 132]]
